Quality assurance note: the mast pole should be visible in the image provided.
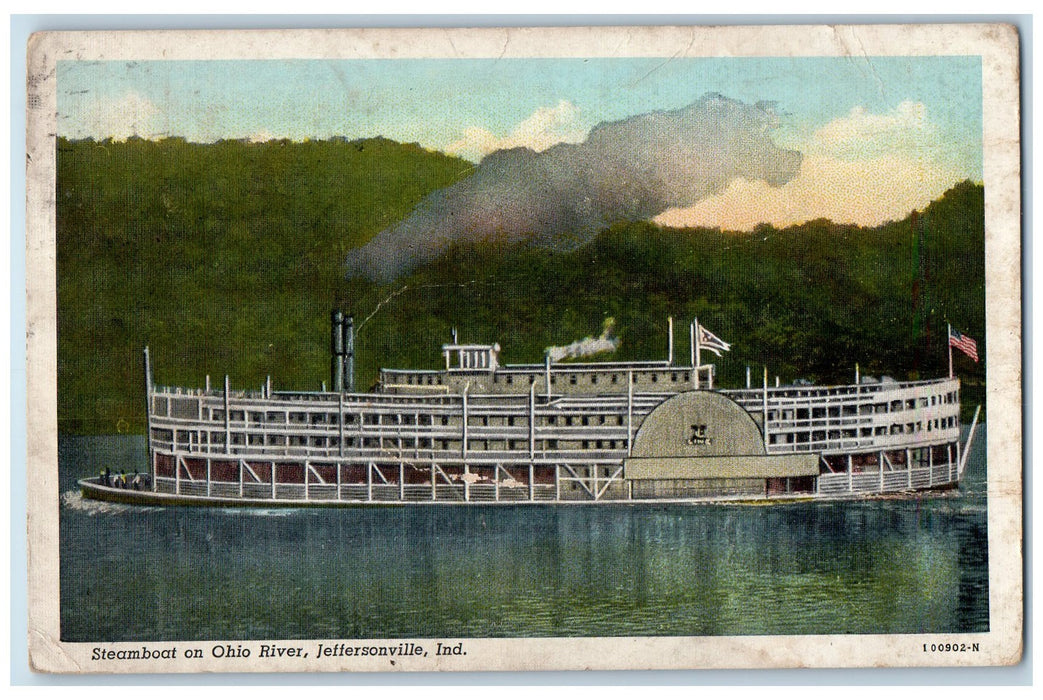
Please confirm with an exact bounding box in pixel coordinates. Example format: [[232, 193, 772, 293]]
[[689, 320, 696, 368], [667, 316, 674, 364], [948, 322, 954, 379], [144, 347, 155, 491]]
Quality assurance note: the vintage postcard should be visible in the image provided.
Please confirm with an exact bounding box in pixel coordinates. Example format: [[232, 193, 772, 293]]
[[25, 24, 1022, 673]]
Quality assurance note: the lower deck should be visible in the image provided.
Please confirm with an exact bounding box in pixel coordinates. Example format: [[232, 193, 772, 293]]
[[112, 442, 962, 505]]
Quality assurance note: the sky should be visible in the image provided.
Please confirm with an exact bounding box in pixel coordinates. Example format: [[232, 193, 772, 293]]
[[57, 56, 983, 231]]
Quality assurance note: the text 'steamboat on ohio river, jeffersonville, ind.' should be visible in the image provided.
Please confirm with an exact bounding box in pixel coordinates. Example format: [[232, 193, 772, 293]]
[[80, 312, 982, 507]]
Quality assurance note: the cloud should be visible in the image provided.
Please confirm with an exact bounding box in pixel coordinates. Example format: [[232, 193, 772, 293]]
[[810, 101, 937, 161], [655, 154, 963, 230], [655, 102, 964, 230], [346, 94, 802, 281], [445, 100, 589, 161], [62, 91, 162, 141], [248, 129, 277, 143]]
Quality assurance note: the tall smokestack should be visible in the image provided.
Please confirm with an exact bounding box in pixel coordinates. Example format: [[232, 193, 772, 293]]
[[331, 310, 344, 392]]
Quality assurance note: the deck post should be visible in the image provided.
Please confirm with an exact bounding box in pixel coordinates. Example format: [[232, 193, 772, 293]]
[[399, 463, 405, 500], [431, 464, 437, 501], [529, 463, 535, 501], [461, 389, 469, 460], [762, 367, 769, 449], [305, 459, 310, 500], [336, 460, 342, 500], [206, 457, 211, 497], [367, 462, 373, 502], [495, 464, 501, 501], [271, 461, 276, 499], [239, 459, 244, 497], [338, 394, 345, 457], [847, 454, 853, 493], [529, 382, 536, 459], [224, 375, 231, 453], [544, 354, 552, 400], [554, 465, 560, 501], [627, 370, 634, 455], [879, 451, 884, 491]]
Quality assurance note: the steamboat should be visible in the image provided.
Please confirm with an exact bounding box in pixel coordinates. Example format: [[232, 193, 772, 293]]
[[80, 313, 981, 506]]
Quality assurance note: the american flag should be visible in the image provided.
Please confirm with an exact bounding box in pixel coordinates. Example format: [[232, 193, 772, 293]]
[[698, 325, 732, 357], [949, 327, 979, 362]]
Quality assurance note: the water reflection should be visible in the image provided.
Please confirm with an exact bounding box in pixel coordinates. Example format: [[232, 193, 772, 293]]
[[59, 433, 988, 641]]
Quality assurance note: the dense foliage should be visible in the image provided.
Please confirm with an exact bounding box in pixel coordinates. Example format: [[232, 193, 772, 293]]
[[57, 136, 985, 432]]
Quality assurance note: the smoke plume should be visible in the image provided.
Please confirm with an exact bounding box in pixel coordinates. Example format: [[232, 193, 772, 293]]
[[346, 94, 802, 281], [545, 318, 619, 362]]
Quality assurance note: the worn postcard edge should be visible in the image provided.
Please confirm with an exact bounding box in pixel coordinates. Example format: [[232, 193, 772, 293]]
[[24, 23, 1024, 674]]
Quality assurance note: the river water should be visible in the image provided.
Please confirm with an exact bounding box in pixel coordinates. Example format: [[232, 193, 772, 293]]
[[58, 429, 988, 642]]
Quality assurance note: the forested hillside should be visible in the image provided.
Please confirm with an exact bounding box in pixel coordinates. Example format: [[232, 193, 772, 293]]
[[57, 137, 985, 432]]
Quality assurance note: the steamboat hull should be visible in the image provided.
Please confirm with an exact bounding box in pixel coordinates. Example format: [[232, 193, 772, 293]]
[[86, 364, 968, 507]]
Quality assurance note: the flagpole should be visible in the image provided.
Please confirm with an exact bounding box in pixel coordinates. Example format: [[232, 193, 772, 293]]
[[947, 322, 953, 378], [694, 317, 701, 369], [689, 320, 696, 368], [667, 316, 674, 365]]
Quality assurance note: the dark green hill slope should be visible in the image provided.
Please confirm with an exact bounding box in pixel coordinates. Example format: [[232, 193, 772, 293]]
[[57, 136, 472, 432], [342, 180, 984, 419], [57, 134, 985, 432]]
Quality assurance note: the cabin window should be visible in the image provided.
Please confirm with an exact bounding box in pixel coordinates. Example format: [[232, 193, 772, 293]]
[[582, 416, 589, 426], [651, 374, 658, 383], [671, 373, 677, 382], [591, 375, 598, 384], [611, 374, 619, 384], [569, 375, 577, 385]]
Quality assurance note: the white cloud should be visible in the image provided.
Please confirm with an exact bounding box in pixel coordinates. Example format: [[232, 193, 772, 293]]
[[446, 100, 588, 161], [810, 101, 937, 161], [65, 92, 163, 141], [656, 102, 965, 230], [248, 129, 277, 143]]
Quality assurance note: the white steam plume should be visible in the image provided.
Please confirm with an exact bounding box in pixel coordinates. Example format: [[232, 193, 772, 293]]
[[545, 318, 619, 362]]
